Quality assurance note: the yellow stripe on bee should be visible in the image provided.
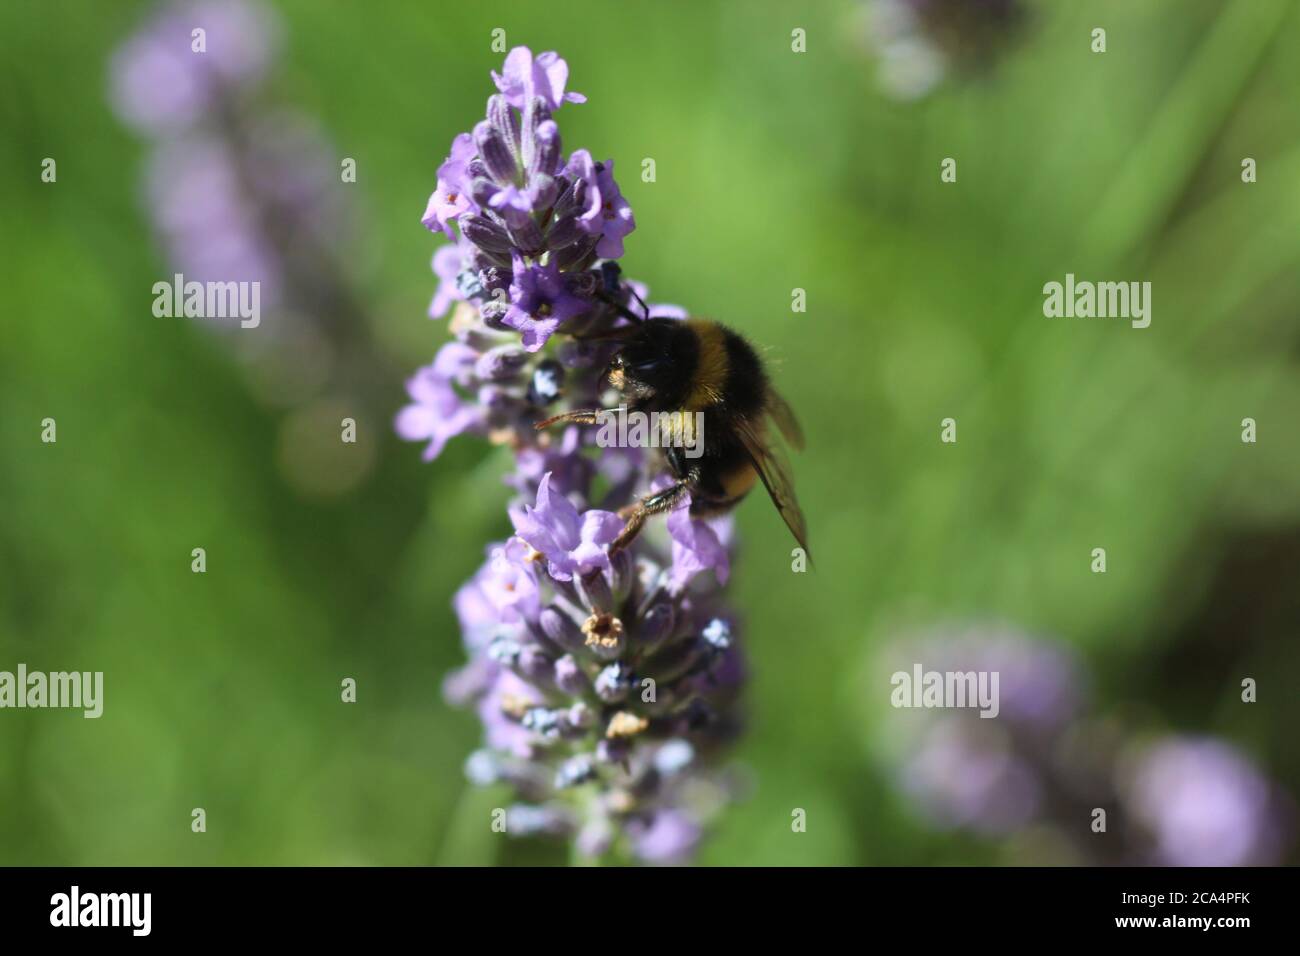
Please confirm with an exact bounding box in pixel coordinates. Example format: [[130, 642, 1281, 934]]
[[685, 319, 729, 410], [720, 461, 758, 499], [655, 410, 698, 446]]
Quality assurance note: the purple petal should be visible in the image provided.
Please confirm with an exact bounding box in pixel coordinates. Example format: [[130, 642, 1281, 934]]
[[429, 244, 465, 318], [493, 47, 583, 111], [667, 497, 730, 589]]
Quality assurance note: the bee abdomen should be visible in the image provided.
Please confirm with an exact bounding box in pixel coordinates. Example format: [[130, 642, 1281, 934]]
[[720, 326, 768, 415], [691, 455, 757, 515]]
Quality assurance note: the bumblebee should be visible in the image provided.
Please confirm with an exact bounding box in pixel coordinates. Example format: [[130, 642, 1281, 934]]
[[536, 311, 809, 556]]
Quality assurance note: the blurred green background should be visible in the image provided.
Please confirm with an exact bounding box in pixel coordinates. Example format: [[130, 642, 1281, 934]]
[[1, 0, 1297, 865]]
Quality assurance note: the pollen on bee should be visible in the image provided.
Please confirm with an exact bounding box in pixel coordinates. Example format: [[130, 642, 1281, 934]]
[[656, 410, 697, 447]]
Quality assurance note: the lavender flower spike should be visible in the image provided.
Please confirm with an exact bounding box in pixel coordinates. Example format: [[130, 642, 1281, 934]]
[[401, 48, 740, 864]]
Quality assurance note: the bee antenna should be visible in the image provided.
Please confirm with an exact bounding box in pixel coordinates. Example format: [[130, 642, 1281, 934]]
[[626, 285, 651, 321], [594, 287, 647, 324], [595, 262, 651, 322]]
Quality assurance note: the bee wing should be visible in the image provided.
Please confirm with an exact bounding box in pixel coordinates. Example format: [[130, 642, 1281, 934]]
[[765, 387, 805, 451], [735, 416, 811, 558]]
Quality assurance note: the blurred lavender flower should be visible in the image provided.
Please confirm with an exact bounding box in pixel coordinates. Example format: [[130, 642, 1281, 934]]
[[110, 0, 277, 133], [394, 343, 485, 461], [1122, 738, 1289, 867], [880, 624, 1292, 864], [110, 0, 390, 497], [882, 625, 1086, 837], [112, 0, 349, 326], [142, 113, 346, 316], [859, 0, 1025, 100], [402, 48, 742, 864]]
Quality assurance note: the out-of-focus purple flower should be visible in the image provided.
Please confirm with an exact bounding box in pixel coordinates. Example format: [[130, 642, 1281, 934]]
[[879, 624, 1294, 865], [475, 538, 542, 624], [508, 473, 622, 581], [1124, 738, 1286, 867], [110, 0, 278, 133], [112, 0, 386, 503], [492, 47, 586, 111], [479, 671, 544, 758], [421, 133, 478, 239], [454, 573, 504, 648], [112, 0, 353, 336], [145, 136, 281, 302], [899, 720, 1041, 835], [890, 625, 1084, 732], [394, 343, 485, 460], [442, 656, 496, 708], [880, 626, 1084, 838], [429, 243, 466, 319], [502, 255, 590, 351], [510, 426, 594, 499], [629, 810, 703, 865]]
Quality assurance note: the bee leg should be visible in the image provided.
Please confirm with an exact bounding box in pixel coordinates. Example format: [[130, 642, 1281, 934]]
[[611, 474, 697, 553], [534, 409, 614, 430], [610, 508, 648, 553]]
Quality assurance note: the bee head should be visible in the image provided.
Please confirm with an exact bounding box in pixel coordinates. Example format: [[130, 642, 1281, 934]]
[[605, 318, 693, 405]]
